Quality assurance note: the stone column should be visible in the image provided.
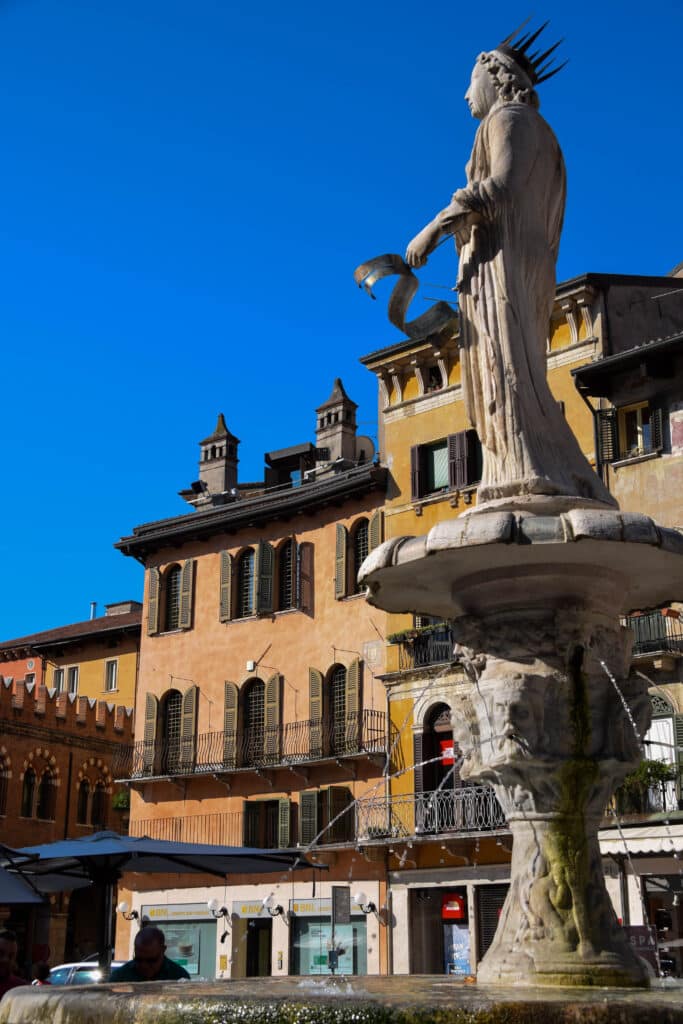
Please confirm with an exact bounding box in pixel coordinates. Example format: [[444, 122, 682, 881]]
[[451, 608, 651, 986]]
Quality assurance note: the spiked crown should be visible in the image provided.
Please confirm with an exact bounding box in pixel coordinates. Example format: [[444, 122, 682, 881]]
[[496, 18, 567, 85]]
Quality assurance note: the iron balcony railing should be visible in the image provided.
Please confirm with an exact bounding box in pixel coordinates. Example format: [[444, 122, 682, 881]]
[[355, 785, 506, 841], [396, 626, 455, 671], [622, 611, 683, 658], [113, 709, 386, 780], [130, 811, 244, 844]]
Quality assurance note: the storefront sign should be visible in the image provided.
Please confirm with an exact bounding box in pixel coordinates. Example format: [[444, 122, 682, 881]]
[[440, 739, 455, 765], [232, 901, 271, 919], [142, 903, 213, 921], [623, 925, 658, 974], [441, 892, 466, 921], [290, 897, 365, 917]]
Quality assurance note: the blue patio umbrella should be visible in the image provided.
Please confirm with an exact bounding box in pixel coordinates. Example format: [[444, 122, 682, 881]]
[[17, 831, 317, 972], [0, 844, 45, 905]]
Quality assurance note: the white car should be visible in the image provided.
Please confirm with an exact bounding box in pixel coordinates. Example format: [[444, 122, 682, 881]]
[[48, 960, 124, 985]]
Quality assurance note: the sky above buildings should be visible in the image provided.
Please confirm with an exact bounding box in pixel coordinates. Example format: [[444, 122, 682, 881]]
[[0, 0, 681, 638]]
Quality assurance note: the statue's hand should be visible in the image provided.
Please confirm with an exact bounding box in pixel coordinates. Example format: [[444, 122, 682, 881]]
[[405, 223, 441, 268]]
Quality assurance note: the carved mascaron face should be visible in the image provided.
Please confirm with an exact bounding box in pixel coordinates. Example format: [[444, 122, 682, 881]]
[[465, 62, 497, 120]]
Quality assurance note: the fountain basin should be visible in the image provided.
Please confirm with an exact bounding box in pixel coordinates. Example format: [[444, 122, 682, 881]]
[[2, 976, 683, 1024]]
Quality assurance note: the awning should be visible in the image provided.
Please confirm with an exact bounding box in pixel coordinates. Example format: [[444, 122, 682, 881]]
[[599, 824, 683, 856]]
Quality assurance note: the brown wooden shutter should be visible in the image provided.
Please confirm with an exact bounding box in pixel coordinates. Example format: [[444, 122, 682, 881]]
[[147, 568, 160, 636], [179, 559, 195, 630], [297, 542, 314, 615], [345, 659, 361, 752], [179, 685, 198, 769], [327, 786, 354, 843], [335, 525, 348, 599], [309, 668, 323, 758], [299, 790, 320, 847], [674, 715, 683, 795], [597, 408, 618, 465], [278, 797, 291, 848], [264, 673, 281, 763], [369, 510, 384, 552], [651, 406, 664, 451], [410, 445, 425, 500], [219, 551, 233, 622], [449, 430, 482, 488], [223, 681, 239, 769], [256, 541, 274, 616], [142, 693, 158, 774]]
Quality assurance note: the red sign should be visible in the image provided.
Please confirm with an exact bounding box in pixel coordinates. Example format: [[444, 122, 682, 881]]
[[440, 739, 455, 765], [442, 892, 466, 921]]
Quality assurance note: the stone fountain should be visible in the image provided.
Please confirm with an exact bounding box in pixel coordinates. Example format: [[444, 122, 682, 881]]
[[357, 19, 683, 990]]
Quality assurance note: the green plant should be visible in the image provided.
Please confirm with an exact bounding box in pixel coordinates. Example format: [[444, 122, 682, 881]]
[[112, 790, 130, 811], [387, 622, 449, 644], [615, 759, 677, 815]]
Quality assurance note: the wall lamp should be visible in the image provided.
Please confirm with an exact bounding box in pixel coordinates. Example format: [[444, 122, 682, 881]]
[[262, 893, 284, 918], [116, 901, 139, 923], [207, 899, 231, 943], [353, 890, 377, 916]]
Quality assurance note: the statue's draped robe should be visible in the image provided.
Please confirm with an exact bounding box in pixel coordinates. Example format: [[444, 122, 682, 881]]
[[442, 101, 614, 505]]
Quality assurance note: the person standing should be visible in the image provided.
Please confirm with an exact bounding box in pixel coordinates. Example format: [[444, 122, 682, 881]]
[[110, 926, 190, 982], [0, 931, 28, 999]]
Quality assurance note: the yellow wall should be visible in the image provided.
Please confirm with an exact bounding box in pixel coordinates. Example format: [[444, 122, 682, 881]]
[[44, 636, 138, 707]]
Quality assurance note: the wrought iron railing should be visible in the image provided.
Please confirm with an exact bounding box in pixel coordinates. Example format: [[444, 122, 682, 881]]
[[622, 611, 683, 658], [113, 709, 386, 780], [355, 785, 506, 840], [131, 811, 243, 844], [396, 627, 455, 671]]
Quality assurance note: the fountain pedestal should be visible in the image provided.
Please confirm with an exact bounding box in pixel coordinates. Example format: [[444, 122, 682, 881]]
[[360, 507, 683, 987]]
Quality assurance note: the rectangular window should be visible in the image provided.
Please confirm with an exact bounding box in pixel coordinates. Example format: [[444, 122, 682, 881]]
[[599, 403, 664, 465], [53, 668, 64, 693], [104, 660, 118, 692], [67, 666, 79, 695], [411, 430, 482, 500], [426, 441, 449, 492], [24, 673, 35, 686]]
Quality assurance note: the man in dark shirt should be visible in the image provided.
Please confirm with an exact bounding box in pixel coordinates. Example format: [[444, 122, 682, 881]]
[[0, 930, 28, 998], [110, 926, 190, 982]]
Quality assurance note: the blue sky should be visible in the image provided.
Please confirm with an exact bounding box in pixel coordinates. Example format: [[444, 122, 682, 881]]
[[1, 0, 681, 639]]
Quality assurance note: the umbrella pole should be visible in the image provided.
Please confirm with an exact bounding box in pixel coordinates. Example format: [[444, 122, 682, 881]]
[[100, 882, 114, 976]]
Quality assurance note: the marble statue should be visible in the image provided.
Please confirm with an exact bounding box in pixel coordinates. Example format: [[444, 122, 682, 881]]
[[405, 28, 615, 509]]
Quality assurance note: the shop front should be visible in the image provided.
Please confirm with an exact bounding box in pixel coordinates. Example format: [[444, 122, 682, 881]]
[[289, 897, 368, 975], [141, 902, 216, 980], [230, 899, 274, 977]]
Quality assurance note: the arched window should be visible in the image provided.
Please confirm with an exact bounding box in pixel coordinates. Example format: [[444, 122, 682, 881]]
[[164, 564, 182, 631], [76, 779, 90, 824], [278, 539, 295, 611], [91, 782, 107, 828], [37, 769, 56, 820], [237, 549, 255, 618], [21, 767, 36, 818], [243, 678, 265, 766], [352, 520, 369, 593], [329, 664, 347, 755], [160, 690, 183, 772]]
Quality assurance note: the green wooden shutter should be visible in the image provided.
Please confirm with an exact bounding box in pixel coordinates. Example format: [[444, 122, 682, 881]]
[[264, 673, 281, 764], [345, 659, 361, 752], [309, 668, 324, 758], [142, 693, 158, 774], [147, 568, 160, 636], [179, 559, 195, 630], [335, 525, 348, 599], [299, 790, 319, 847], [597, 408, 618, 464], [223, 681, 239, 769], [651, 406, 664, 451], [297, 542, 314, 614], [256, 541, 275, 616], [327, 786, 354, 843], [278, 797, 291, 848], [180, 685, 198, 770], [369, 510, 384, 552], [675, 714, 683, 801], [219, 551, 233, 622]]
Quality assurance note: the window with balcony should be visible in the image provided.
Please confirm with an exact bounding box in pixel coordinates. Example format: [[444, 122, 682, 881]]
[[243, 678, 265, 766], [243, 798, 291, 848], [299, 787, 354, 846], [140, 685, 198, 776]]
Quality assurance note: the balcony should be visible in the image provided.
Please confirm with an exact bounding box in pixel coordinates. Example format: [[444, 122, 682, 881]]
[[355, 785, 506, 841], [623, 610, 683, 658], [113, 709, 386, 781], [390, 625, 455, 672]]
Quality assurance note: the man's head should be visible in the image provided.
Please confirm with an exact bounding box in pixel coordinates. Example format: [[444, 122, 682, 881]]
[[0, 930, 18, 979], [133, 926, 166, 980]]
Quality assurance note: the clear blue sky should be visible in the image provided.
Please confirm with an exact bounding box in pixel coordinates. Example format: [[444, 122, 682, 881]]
[[1, 0, 681, 639]]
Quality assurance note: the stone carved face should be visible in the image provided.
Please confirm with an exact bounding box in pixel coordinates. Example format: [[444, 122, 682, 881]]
[[472, 675, 558, 766], [465, 62, 497, 120]]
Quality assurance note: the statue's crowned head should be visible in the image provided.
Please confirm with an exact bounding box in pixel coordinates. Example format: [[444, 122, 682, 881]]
[[474, 19, 566, 112]]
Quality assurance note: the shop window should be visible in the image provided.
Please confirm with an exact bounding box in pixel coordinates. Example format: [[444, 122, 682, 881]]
[[411, 430, 481, 500], [21, 767, 36, 818], [597, 403, 664, 464], [290, 902, 367, 975]]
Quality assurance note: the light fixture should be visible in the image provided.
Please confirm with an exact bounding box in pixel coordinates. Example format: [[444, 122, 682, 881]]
[[674, 893, 681, 908], [207, 898, 229, 919], [117, 900, 139, 923], [353, 890, 376, 915], [262, 893, 284, 918]]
